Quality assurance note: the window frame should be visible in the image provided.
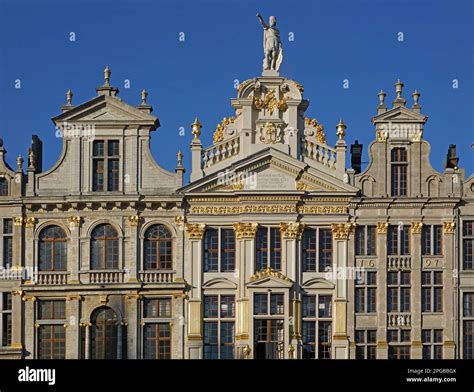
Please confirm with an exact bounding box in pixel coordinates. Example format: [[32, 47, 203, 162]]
[[463, 221, 474, 270], [203, 227, 235, 273], [1, 218, 13, 268], [144, 225, 173, 270], [421, 271, 443, 313], [142, 297, 173, 359], [92, 139, 121, 192], [390, 147, 408, 197], [36, 299, 67, 359], [302, 293, 332, 359], [355, 225, 377, 256], [256, 227, 282, 272], [90, 224, 119, 270], [0, 292, 12, 347], [302, 227, 333, 272]]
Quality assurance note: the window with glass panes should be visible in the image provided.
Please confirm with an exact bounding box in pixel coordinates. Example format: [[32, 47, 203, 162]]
[[387, 271, 411, 312], [203, 228, 235, 272], [143, 298, 172, 359], [1, 219, 12, 268], [0, 293, 12, 347], [256, 227, 281, 271], [355, 271, 377, 313], [302, 228, 333, 272], [355, 330, 376, 359], [390, 148, 407, 196], [37, 300, 66, 359], [203, 295, 235, 359], [421, 225, 442, 256], [463, 292, 474, 359], [463, 221, 474, 270], [90, 224, 119, 270], [388, 329, 411, 359], [355, 226, 376, 256], [92, 140, 120, 192], [421, 271, 443, 312], [422, 329, 443, 359], [39, 226, 67, 271], [302, 294, 332, 359], [144, 225, 172, 270], [387, 225, 410, 255], [0, 178, 8, 196]]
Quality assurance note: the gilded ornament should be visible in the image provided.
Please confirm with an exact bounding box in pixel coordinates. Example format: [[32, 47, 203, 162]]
[[331, 223, 355, 239], [377, 222, 389, 233], [253, 89, 287, 114], [304, 117, 327, 144], [250, 267, 291, 282], [213, 116, 236, 144], [280, 222, 305, 239], [410, 222, 423, 234], [443, 221, 455, 234], [185, 223, 206, 239], [233, 223, 258, 239]]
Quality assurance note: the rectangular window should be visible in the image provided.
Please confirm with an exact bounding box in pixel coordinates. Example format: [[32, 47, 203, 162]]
[[391, 148, 407, 196], [463, 292, 474, 359], [256, 228, 281, 271], [38, 325, 66, 359], [422, 329, 443, 359], [388, 225, 410, 255], [387, 271, 411, 313], [38, 300, 66, 320], [144, 298, 171, 318], [355, 226, 376, 256], [92, 140, 120, 192], [221, 229, 235, 272], [302, 294, 332, 359], [463, 221, 474, 270], [302, 228, 334, 273], [422, 271, 443, 313], [464, 293, 474, 317], [1, 218, 13, 268], [355, 330, 377, 359], [204, 228, 235, 273], [204, 229, 219, 272], [355, 271, 377, 313], [422, 225, 443, 255], [388, 329, 411, 359], [1, 293, 12, 347], [203, 295, 235, 359], [144, 323, 171, 359]]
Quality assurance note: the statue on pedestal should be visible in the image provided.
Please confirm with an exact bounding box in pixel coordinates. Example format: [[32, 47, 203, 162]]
[[257, 13, 283, 72]]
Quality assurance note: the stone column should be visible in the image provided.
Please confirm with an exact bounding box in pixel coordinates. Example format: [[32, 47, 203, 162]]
[[67, 217, 82, 283], [184, 224, 205, 358], [331, 223, 354, 359], [126, 294, 140, 359], [11, 291, 23, 353], [410, 222, 423, 359], [233, 223, 258, 359], [442, 221, 456, 358], [23, 296, 36, 358], [66, 295, 82, 359], [126, 216, 140, 282], [376, 222, 388, 359], [117, 323, 123, 359], [24, 217, 36, 283], [84, 323, 91, 359], [12, 217, 24, 269]]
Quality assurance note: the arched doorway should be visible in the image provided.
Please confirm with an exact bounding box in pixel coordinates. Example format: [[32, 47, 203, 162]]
[[90, 307, 118, 359]]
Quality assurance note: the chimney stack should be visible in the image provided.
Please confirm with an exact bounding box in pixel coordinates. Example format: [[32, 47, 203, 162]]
[[350, 140, 363, 174]]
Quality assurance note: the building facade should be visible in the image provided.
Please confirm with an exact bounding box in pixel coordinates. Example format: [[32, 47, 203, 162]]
[[0, 64, 473, 360]]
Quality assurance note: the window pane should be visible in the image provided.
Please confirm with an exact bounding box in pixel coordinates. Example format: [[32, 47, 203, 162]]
[[254, 294, 267, 315], [204, 296, 218, 318], [221, 229, 235, 272], [302, 229, 317, 272], [303, 296, 316, 317], [256, 228, 268, 271], [270, 294, 284, 315], [204, 229, 218, 272], [319, 229, 332, 272], [220, 296, 235, 318], [318, 295, 332, 318]]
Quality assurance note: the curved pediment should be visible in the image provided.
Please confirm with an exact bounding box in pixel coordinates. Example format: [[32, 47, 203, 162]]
[[202, 277, 237, 290], [302, 277, 336, 290]]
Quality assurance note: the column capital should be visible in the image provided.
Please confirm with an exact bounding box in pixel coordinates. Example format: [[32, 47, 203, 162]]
[[127, 215, 141, 227], [443, 221, 455, 234], [185, 223, 206, 239], [410, 222, 423, 234], [67, 216, 82, 228], [233, 223, 258, 239], [280, 222, 305, 240], [331, 223, 355, 240], [377, 222, 389, 233]]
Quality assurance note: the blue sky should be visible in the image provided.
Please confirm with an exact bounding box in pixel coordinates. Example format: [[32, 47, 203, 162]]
[[0, 0, 473, 180]]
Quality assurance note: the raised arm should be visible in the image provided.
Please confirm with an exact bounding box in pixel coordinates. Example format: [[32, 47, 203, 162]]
[[256, 13, 268, 29]]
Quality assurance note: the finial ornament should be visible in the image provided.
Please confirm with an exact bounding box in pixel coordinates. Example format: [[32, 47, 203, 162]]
[[141, 89, 148, 105], [395, 79, 404, 99], [378, 90, 386, 106], [104, 65, 111, 86], [256, 13, 283, 72], [66, 89, 73, 105], [16, 155, 24, 171], [336, 119, 346, 140], [412, 89, 420, 106], [191, 117, 202, 140]]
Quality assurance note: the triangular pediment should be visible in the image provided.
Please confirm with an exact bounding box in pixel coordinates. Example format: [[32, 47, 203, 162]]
[[246, 270, 294, 289], [180, 148, 359, 194], [52, 95, 159, 127], [372, 106, 428, 123]]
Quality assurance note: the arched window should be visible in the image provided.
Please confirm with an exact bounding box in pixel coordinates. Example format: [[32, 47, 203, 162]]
[[39, 226, 67, 271], [91, 224, 119, 270], [144, 225, 172, 270], [90, 307, 118, 359], [0, 178, 8, 196]]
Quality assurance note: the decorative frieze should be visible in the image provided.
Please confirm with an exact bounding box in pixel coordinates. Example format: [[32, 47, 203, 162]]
[[185, 223, 206, 239], [377, 222, 389, 233], [443, 221, 455, 234], [280, 222, 305, 239], [189, 204, 347, 215], [331, 223, 355, 240], [410, 222, 423, 234], [233, 223, 258, 239]]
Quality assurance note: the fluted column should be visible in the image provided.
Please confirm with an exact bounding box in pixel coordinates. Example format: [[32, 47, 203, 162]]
[[442, 221, 456, 358], [233, 223, 258, 359], [410, 222, 423, 359], [376, 222, 388, 359]]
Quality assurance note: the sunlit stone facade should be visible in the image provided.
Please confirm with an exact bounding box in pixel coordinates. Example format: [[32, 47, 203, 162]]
[[0, 66, 472, 360]]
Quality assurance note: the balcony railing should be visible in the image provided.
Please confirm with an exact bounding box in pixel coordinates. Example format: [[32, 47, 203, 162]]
[[387, 313, 411, 327], [139, 270, 175, 283], [301, 140, 337, 170], [202, 136, 240, 169], [35, 271, 69, 285], [387, 255, 411, 270], [79, 270, 125, 284]]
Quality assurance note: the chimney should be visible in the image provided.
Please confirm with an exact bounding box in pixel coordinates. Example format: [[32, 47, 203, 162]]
[[31, 135, 43, 173], [350, 140, 363, 174], [445, 144, 459, 169]]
